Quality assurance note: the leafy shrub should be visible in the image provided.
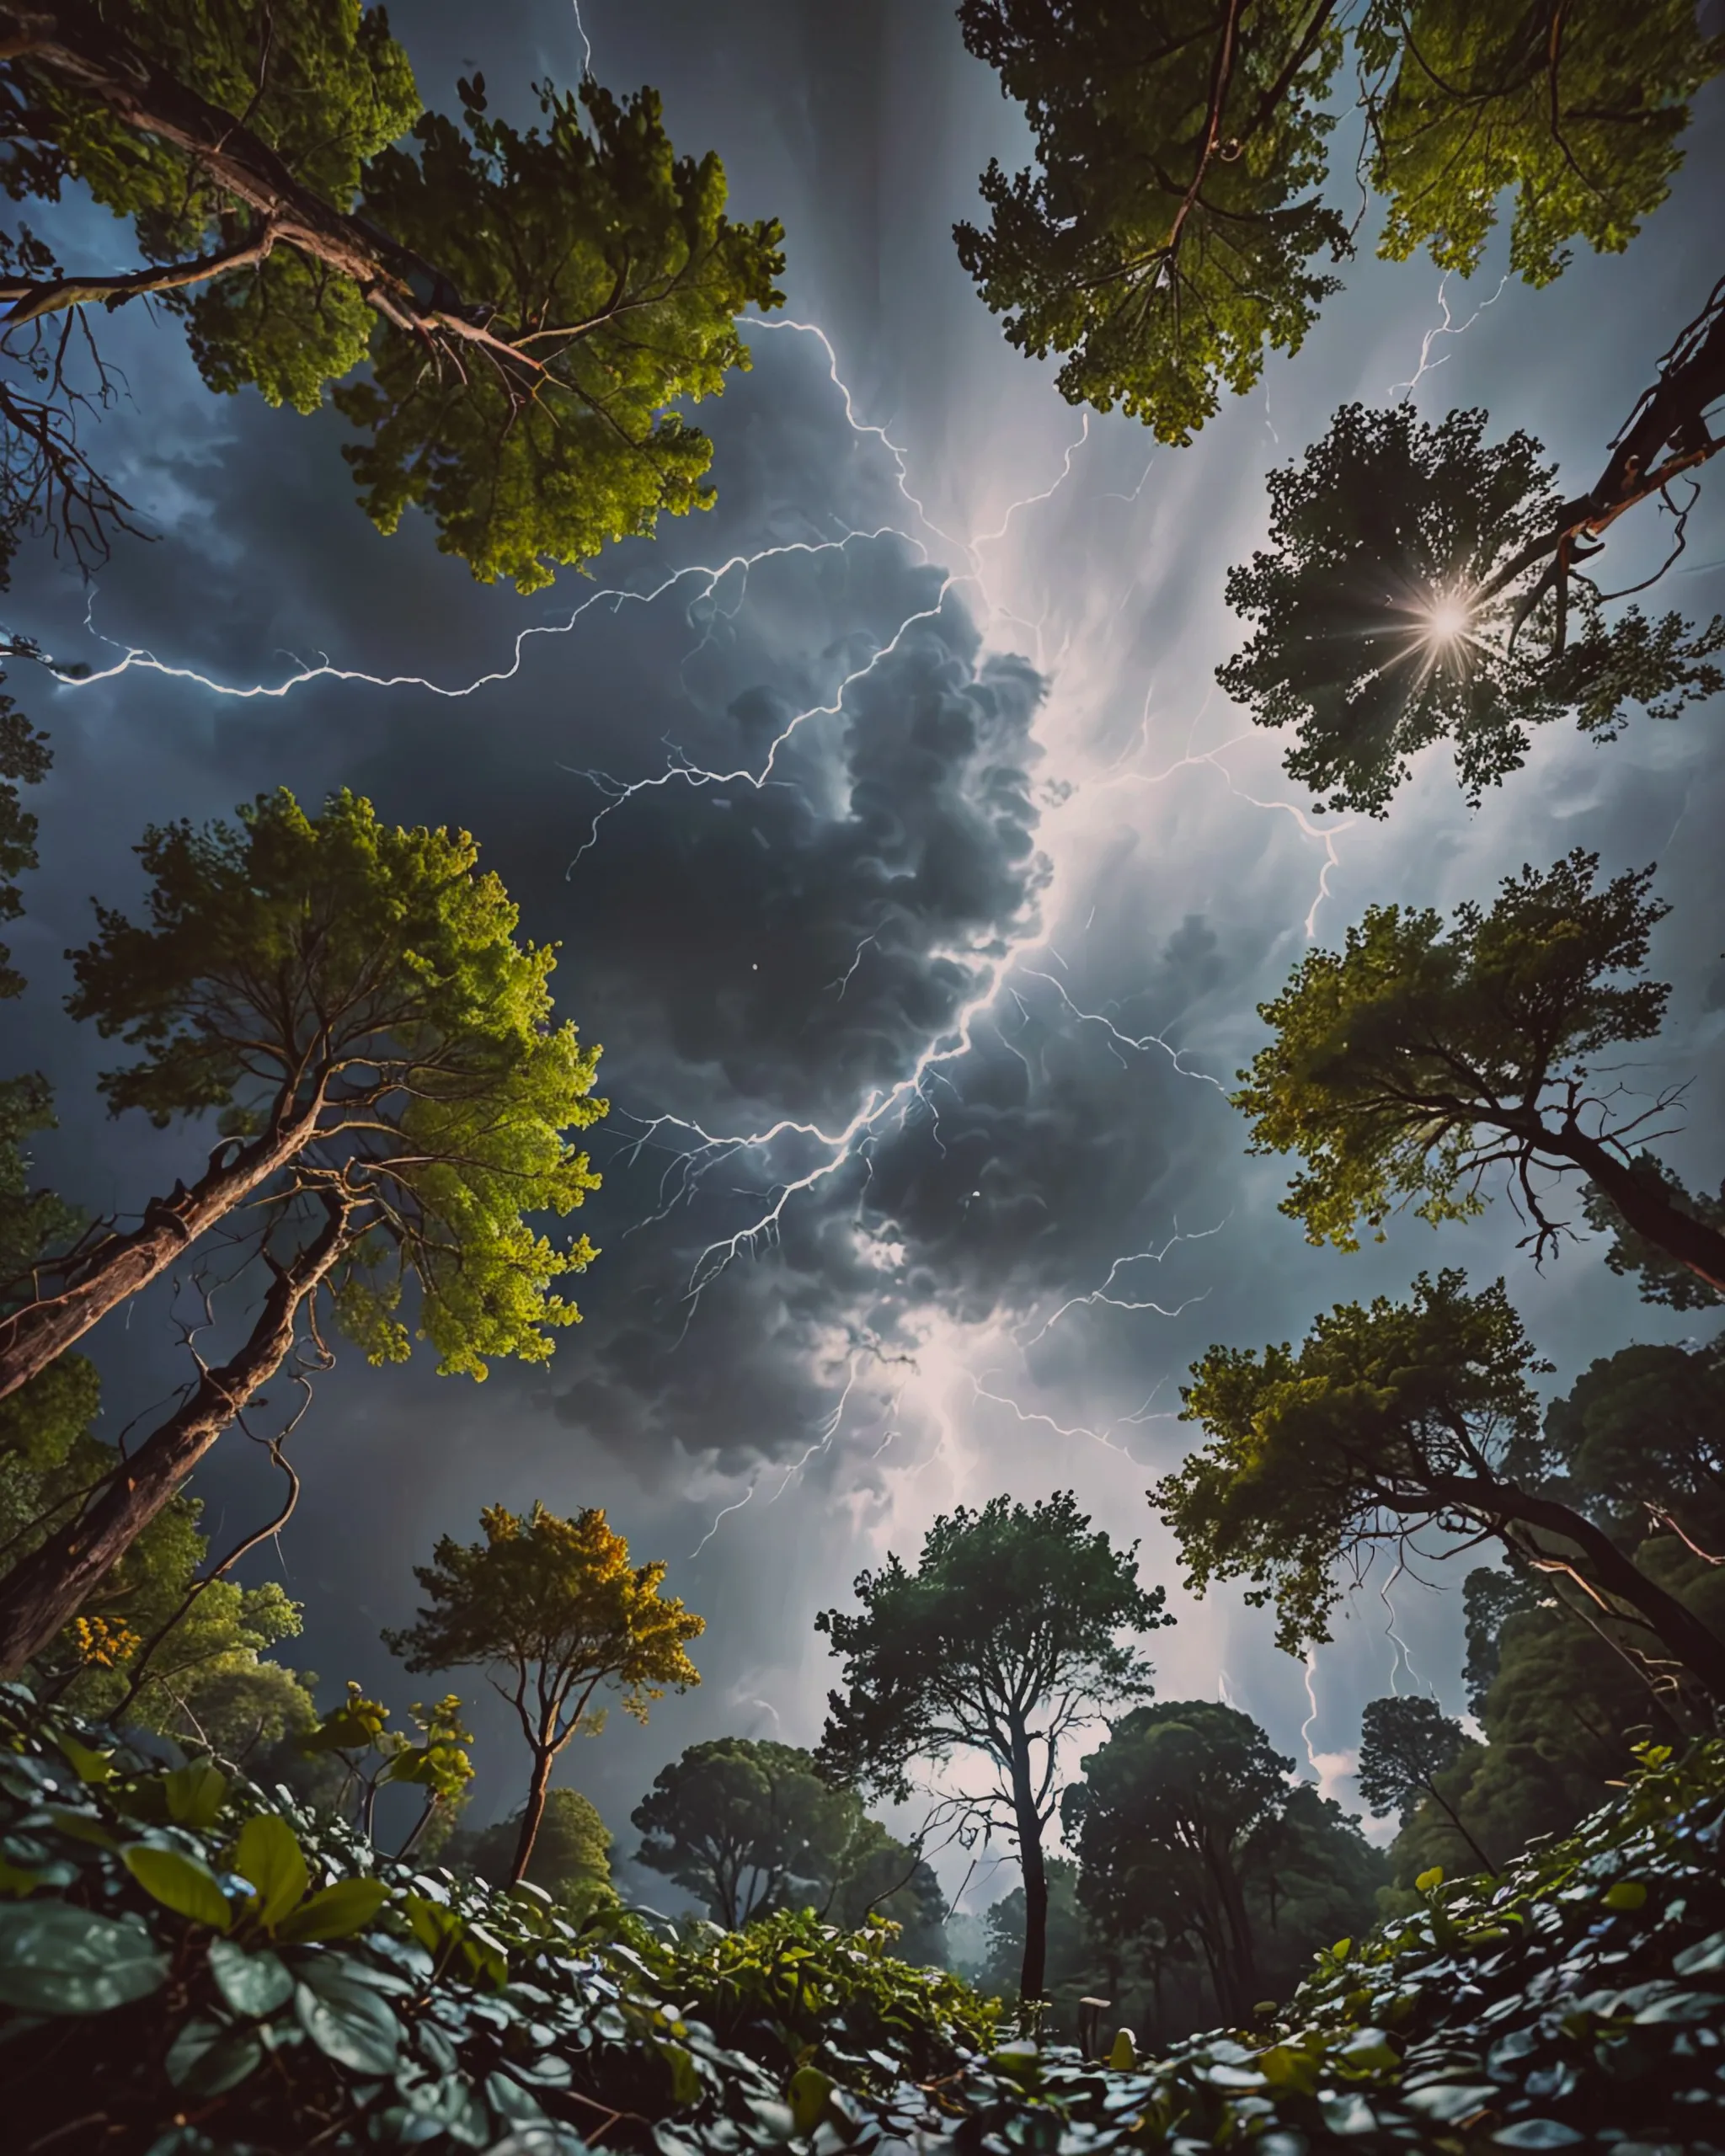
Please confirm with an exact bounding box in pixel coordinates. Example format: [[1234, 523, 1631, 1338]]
[[3, 1682, 1723, 2153]]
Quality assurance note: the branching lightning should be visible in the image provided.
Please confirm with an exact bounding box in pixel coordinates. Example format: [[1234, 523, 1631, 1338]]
[[1021, 1219, 1226, 1344], [1389, 270, 1510, 405]]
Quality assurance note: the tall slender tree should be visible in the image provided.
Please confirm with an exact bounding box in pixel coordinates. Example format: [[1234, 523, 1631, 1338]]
[[386, 1503, 703, 1883], [815, 1492, 1169, 2002]]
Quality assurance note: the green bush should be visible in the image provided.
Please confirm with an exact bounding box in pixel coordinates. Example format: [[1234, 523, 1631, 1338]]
[[3, 1683, 1723, 2152]]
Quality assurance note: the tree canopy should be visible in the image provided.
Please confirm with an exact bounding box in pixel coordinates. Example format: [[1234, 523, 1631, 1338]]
[[816, 1491, 1168, 2001], [1062, 1699, 1385, 2029], [632, 1737, 864, 1931], [387, 1502, 703, 1882], [0, 1, 785, 590], [0, 787, 606, 1678], [1233, 847, 1725, 1297], [1356, 1693, 1492, 1870], [957, 2, 1723, 440], [1216, 402, 1724, 814], [1159, 1268, 1725, 1698]]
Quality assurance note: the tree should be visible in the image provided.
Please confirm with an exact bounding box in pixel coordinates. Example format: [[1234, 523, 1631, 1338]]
[[632, 1737, 862, 1929], [1359, 3, 1725, 291], [956, 3, 1722, 440], [1233, 849, 1725, 1297], [0, 2, 785, 591], [0, 787, 606, 1676], [1062, 1700, 1292, 2023], [0, 679, 49, 999], [386, 1502, 703, 1884], [464, 1787, 614, 1916], [815, 1491, 1169, 2002], [980, 1858, 1098, 2030], [1546, 1340, 1725, 1564], [1583, 1161, 1725, 1314], [1357, 1694, 1493, 1871], [1217, 401, 1723, 815], [954, 1, 1348, 446], [299, 1682, 475, 1854], [1158, 1269, 1725, 1700]]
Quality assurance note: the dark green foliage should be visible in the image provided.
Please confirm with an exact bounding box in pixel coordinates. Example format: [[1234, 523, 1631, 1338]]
[[462, 1787, 613, 1915], [954, 2, 1348, 446], [1461, 1565, 1543, 1716], [1583, 1157, 1725, 1311], [1357, 1696, 1469, 1829], [979, 1858, 1099, 2028], [633, 1737, 865, 1928], [1546, 1337, 1725, 1556], [1217, 403, 1725, 814], [0, 680, 48, 999], [817, 1491, 1168, 2001], [1063, 1700, 1384, 2030], [5, 1686, 1725, 2152], [632, 1737, 940, 1953]]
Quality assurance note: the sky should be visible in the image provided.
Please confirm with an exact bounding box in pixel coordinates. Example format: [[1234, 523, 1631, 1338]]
[[6, 2, 1722, 1908]]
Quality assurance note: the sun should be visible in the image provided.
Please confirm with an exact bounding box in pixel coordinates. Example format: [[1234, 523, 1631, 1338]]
[[1423, 594, 1472, 644]]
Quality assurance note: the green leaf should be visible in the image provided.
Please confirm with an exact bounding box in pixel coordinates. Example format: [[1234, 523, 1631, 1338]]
[[1672, 1929, 1725, 1975], [788, 2065, 833, 2135], [233, 1813, 308, 1931], [207, 1935, 295, 2018], [54, 1732, 115, 1785], [1107, 2028, 1137, 2071], [1492, 2125, 1585, 2149], [1402, 2083, 1500, 2124], [122, 1845, 233, 1932], [163, 1760, 230, 1832], [165, 2014, 265, 2097], [0, 1903, 168, 2014], [1416, 1867, 1445, 1892], [295, 1967, 402, 2074], [1319, 2091, 1377, 2135], [1257, 2045, 1320, 2096], [1600, 1880, 1647, 1911], [275, 1876, 389, 1943]]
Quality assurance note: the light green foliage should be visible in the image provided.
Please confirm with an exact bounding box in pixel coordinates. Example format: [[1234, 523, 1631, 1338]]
[[1360, 0, 1725, 287], [955, 2, 1348, 445], [1218, 403, 1725, 814], [1234, 849, 1670, 1252], [64, 787, 606, 1380], [1161, 1271, 1544, 1653], [13, 2, 417, 409], [387, 1502, 702, 1876], [957, 3, 1722, 437], [387, 1503, 704, 1733], [339, 80, 785, 593], [1, 8, 784, 588]]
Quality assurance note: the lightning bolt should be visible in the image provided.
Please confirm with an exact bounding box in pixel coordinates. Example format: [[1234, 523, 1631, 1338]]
[[1300, 1651, 1323, 1774], [969, 1374, 1165, 1470], [570, 0, 593, 77], [690, 1481, 756, 1560], [1021, 1219, 1226, 1344], [1389, 271, 1510, 405], [1020, 968, 1227, 1091]]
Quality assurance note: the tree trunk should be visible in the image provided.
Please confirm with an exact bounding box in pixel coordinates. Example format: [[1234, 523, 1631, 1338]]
[[510, 1745, 557, 1886], [0, 4, 542, 376], [1204, 1836, 1260, 2023], [1425, 1785, 1497, 1876], [0, 1198, 350, 1678], [1429, 1472, 1725, 1701], [0, 1094, 327, 1406], [1559, 1134, 1725, 1299], [1007, 1729, 1049, 2004]]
